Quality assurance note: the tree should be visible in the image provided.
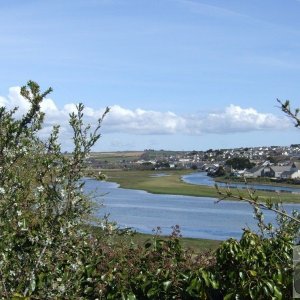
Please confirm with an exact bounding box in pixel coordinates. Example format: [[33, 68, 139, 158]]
[[225, 157, 255, 170]]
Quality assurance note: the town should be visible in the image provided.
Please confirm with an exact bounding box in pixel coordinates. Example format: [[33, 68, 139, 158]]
[[87, 144, 300, 181]]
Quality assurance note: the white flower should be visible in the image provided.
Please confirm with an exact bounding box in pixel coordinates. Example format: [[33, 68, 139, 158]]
[[36, 186, 44, 193], [60, 189, 66, 198], [46, 238, 52, 245], [0, 187, 5, 195]]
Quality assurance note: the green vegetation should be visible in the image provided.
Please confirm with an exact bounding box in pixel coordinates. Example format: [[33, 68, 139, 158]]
[[102, 169, 220, 198], [89, 151, 143, 163], [0, 81, 299, 299], [92, 169, 300, 203], [215, 175, 300, 187], [225, 156, 255, 170], [87, 225, 221, 252]]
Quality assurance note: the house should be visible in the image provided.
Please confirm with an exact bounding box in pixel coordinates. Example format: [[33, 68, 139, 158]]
[[263, 166, 291, 178], [244, 165, 265, 178], [281, 170, 300, 179], [292, 161, 300, 170], [244, 164, 292, 178]]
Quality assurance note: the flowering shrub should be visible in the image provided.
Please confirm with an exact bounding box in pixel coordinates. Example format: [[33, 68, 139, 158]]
[[0, 81, 215, 299], [0, 81, 299, 299], [0, 81, 110, 298]]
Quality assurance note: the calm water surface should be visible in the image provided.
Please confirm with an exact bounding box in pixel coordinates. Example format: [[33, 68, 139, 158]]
[[84, 178, 300, 241], [182, 172, 300, 193]]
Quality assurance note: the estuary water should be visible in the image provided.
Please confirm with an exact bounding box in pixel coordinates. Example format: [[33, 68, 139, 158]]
[[84, 178, 300, 241], [182, 172, 300, 193]]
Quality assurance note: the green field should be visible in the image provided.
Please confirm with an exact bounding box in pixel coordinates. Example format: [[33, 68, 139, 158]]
[[90, 169, 300, 203], [88, 151, 144, 163]]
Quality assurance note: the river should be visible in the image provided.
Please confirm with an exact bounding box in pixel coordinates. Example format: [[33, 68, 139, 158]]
[[182, 172, 300, 193], [84, 178, 300, 241]]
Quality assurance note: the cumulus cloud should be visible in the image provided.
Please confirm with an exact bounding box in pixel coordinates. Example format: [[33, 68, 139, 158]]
[[193, 104, 288, 134], [104, 105, 187, 134], [0, 86, 291, 141], [105, 104, 289, 135]]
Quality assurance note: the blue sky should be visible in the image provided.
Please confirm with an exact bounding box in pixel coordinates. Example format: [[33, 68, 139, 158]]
[[1, 0, 300, 151]]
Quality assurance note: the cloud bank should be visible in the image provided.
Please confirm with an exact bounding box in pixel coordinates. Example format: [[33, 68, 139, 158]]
[[0, 86, 290, 140]]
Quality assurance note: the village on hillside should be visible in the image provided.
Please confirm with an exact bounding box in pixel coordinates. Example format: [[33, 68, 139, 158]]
[[87, 144, 300, 181]]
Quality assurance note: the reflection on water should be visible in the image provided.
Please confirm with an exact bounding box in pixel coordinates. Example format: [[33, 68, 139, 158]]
[[182, 172, 300, 194], [84, 178, 300, 241]]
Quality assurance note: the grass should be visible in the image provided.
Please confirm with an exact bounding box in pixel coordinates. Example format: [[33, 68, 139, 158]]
[[102, 169, 220, 197], [88, 151, 144, 163], [129, 232, 221, 252], [86, 225, 221, 252], [89, 169, 300, 203]]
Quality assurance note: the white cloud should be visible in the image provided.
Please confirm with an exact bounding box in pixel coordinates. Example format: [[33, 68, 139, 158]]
[[104, 105, 186, 134], [0, 86, 291, 144], [0, 96, 7, 107], [196, 104, 288, 134], [104, 104, 289, 135], [40, 98, 58, 112]]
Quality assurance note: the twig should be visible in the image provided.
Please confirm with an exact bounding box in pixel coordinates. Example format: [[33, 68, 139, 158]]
[[215, 185, 300, 224]]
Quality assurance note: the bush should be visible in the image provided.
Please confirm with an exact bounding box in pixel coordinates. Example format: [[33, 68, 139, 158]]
[[0, 82, 299, 299], [0, 81, 215, 299], [0, 81, 110, 298]]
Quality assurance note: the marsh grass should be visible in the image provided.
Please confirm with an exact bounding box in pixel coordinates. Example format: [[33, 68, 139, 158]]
[[89, 169, 300, 203]]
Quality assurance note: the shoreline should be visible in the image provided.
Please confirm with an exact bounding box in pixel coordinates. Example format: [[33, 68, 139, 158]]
[[214, 176, 300, 189], [89, 169, 300, 203]]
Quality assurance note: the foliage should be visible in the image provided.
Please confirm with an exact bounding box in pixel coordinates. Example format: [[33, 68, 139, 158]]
[[1, 82, 299, 299], [0, 81, 109, 298], [211, 166, 225, 177], [191, 164, 198, 170], [0, 81, 217, 299], [89, 226, 217, 299], [225, 157, 255, 170], [216, 146, 300, 298], [214, 214, 299, 299]]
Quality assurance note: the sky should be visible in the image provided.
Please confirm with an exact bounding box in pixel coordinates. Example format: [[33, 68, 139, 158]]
[[0, 0, 300, 151]]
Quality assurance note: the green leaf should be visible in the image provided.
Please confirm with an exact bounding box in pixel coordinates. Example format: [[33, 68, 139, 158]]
[[147, 287, 158, 298], [224, 292, 234, 300], [273, 286, 282, 300], [248, 270, 257, 277], [264, 281, 274, 293], [30, 277, 36, 292], [127, 292, 137, 300], [239, 271, 244, 280], [163, 280, 172, 291], [201, 271, 210, 286]]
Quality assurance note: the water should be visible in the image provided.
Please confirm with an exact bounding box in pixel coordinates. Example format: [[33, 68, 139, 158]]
[[182, 172, 300, 193], [84, 178, 300, 241]]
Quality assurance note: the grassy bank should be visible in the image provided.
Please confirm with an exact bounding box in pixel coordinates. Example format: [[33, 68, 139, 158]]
[[214, 176, 300, 188], [86, 225, 221, 252], [129, 232, 221, 252], [100, 169, 220, 198], [88, 169, 300, 203]]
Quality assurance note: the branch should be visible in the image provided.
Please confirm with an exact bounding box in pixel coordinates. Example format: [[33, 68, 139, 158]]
[[215, 184, 300, 224]]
